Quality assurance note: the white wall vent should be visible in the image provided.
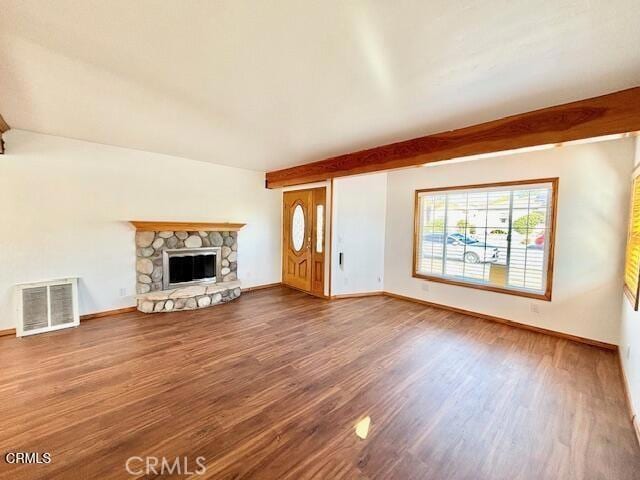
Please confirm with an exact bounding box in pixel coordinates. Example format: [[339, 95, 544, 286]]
[[16, 278, 79, 337]]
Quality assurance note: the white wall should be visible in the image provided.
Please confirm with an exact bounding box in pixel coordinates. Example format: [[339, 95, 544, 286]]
[[384, 138, 635, 344], [0, 130, 281, 330], [620, 136, 640, 426], [331, 173, 387, 296]]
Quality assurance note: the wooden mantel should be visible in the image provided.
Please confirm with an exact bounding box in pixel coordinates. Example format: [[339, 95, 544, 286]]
[[129, 221, 246, 232]]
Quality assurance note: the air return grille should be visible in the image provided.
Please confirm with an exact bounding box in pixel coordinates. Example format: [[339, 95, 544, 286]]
[[21, 286, 49, 332], [16, 278, 79, 337]]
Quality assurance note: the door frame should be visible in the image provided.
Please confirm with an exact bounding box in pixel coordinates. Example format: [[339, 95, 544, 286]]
[[281, 183, 331, 297]]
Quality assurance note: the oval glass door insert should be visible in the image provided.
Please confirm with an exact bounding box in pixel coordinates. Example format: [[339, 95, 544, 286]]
[[292, 204, 305, 251]]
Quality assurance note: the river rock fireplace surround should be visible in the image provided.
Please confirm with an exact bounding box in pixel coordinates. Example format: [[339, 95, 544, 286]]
[[131, 221, 245, 313]]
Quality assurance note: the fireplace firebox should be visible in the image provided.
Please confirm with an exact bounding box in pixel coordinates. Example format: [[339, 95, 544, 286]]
[[162, 247, 222, 289]]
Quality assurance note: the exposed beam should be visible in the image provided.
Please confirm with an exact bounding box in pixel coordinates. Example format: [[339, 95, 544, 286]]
[[266, 86, 640, 188], [0, 113, 9, 155]]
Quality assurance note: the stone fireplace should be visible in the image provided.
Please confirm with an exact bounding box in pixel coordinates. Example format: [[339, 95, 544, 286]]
[[131, 222, 244, 313]]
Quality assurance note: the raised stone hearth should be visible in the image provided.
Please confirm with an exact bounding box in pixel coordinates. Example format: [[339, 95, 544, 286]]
[[132, 224, 243, 313], [137, 280, 242, 313]]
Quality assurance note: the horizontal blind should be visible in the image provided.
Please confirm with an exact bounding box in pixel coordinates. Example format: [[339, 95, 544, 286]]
[[624, 176, 640, 307]]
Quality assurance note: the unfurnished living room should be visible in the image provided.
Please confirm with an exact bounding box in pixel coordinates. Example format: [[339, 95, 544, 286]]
[[2, 1, 640, 479]]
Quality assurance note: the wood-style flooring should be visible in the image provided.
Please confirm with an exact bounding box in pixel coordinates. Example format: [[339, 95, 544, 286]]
[[0, 286, 638, 479]]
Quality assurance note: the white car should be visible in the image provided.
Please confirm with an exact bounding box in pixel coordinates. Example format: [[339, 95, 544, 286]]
[[422, 233, 499, 264]]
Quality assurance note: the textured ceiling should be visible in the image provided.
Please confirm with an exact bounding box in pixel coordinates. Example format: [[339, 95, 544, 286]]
[[1, 0, 639, 171]]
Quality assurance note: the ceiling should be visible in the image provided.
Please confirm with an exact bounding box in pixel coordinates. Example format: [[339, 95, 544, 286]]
[[1, 0, 639, 172]]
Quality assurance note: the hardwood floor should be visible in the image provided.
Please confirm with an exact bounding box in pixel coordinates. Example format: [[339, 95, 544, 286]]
[[0, 286, 638, 479]]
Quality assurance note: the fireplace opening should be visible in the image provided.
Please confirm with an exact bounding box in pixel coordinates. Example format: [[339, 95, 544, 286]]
[[163, 247, 221, 289]]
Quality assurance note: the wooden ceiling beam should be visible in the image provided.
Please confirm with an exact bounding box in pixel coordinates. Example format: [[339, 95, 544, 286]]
[[0, 113, 9, 155], [265, 86, 640, 188]]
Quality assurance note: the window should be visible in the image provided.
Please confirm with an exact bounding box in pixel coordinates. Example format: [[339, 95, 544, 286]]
[[316, 205, 324, 253], [624, 174, 640, 310], [413, 178, 558, 300], [291, 203, 305, 252]]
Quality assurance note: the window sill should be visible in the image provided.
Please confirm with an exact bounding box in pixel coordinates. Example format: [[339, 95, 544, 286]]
[[412, 272, 552, 301]]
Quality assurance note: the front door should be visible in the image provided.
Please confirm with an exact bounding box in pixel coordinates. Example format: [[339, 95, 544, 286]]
[[282, 187, 326, 296]]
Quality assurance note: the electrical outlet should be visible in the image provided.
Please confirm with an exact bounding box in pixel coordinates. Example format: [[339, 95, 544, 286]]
[[530, 303, 539, 314], [119, 287, 128, 297], [421, 282, 430, 292], [627, 345, 631, 360]]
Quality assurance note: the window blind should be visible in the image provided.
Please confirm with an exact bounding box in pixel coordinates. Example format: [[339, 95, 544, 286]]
[[624, 175, 640, 309]]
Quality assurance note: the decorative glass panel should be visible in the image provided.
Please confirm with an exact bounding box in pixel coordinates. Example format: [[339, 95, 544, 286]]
[[316, 205, 324, 253], [292, 204, 305, 251]]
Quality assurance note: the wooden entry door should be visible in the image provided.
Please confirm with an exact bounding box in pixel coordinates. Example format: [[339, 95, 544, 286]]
[[282, 187, 326, 296]]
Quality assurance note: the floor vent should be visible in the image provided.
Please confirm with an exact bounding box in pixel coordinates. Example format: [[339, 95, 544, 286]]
[[16, 278, 79, 337]]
